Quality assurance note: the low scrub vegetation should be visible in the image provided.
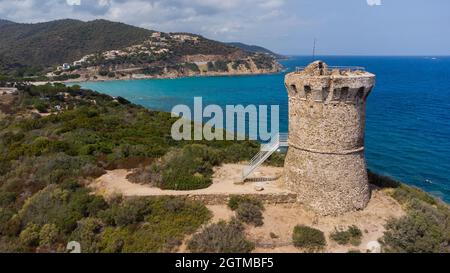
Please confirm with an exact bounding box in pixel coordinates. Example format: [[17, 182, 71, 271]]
[[236, 202, 264, 227], [228, 196, 264, 211], [329, 225, 363, 246], [94, 197, 211, 253], [11, 190, 212, 253], [228, 196, 265, 226], [128, 142, 269, 190], [188, 219, 254, 253], [145, 145, 219, 190], [184, 63, 200, 72], [252, 54, 274, 70], [0, 84, 264, 252], [381, 199, 450, 253], [369, 171, 450, 253], [292, 225, 326, 251]]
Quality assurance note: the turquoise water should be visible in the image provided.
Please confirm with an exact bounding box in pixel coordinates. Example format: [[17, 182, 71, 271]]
[[73, 56, 450, 202]]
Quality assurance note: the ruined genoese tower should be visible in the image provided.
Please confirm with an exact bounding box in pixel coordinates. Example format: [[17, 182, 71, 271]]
[[284, 61, 376, 215]]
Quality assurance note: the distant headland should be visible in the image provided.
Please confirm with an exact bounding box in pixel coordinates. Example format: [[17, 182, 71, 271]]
[[0, 19, 283, 82]]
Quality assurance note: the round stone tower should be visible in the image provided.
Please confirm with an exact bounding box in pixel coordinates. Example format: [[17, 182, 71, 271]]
[[284, 61, 375, 215]]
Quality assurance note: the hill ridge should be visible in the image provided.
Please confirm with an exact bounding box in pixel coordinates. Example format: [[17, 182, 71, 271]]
[[0, 19, 281, 78]]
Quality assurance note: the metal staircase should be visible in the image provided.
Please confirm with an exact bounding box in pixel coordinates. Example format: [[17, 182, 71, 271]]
[[242, 133, 289, 181]]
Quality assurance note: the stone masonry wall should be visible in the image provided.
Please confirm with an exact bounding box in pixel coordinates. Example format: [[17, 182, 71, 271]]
[[124, 193, 299, 206]]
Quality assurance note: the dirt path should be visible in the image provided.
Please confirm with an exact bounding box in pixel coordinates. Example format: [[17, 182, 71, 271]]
[[90, 164, 292, 197]]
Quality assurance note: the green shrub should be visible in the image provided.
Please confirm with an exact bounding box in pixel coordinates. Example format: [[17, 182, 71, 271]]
[[266, 152, 286, 167], [19, 223, 41, 247], [19, 185, 104, 233], [39, 224, 59, 247], [292, 225, 326, 250], [85, 196, 109, 217], [236, 202, 264, 227], [188, 219, 254, 253], [252, 54, 274, 70], [149, 145, 221, 190], [369, 172, 450, 253], [144, 197, 211, 234], [99, 197, 211, 253], [330, 225, 363, 246], [228, 196, 263, 211], [207, 62, 216, 71], [70, 218, 104, 253], [5, 154, 94, 190], [220, 142, 259, 163], [368, 171, 440, 207], [0, 208, 14, 235], [392, 185, 440, 207], [100, 198, 152, 227], [228, 196, 265, 226], [185, 63, 200, 72], [34, 101, 49, 113], [161, 170, 211, 191], [0, 237, 25, 253], [3, 215, 21, 237], [52, 74, 81, 81], [0, 191, 17, 208], [381, 200, 450, 253], [142, 66, 164, 75], [98, 227, 128, 253], [214, 60, 229, 72]]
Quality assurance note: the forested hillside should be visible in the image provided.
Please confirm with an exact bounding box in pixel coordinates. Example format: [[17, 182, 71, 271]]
[[0, 19, 153, 74]]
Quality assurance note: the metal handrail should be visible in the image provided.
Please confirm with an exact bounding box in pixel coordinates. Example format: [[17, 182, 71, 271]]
[[247, 145, 277, 171], [295, 66, 365, 73], [242, 133, 289, 180], [243, 144, 279, 178]]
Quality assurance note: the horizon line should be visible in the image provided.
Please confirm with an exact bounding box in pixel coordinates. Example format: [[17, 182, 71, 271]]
[[281, 54, 450, 57]]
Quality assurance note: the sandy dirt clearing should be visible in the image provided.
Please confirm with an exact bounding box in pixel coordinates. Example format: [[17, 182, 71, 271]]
[[206, 188, 404, 253], [90, 164, 292, 197], [90, 164, 405, 253]]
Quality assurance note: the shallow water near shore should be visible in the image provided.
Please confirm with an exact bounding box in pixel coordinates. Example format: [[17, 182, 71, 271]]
[[72, 56, 450, 202]]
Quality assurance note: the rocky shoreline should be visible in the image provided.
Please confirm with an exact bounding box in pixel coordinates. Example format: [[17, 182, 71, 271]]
[[36, 64, 283, 85]]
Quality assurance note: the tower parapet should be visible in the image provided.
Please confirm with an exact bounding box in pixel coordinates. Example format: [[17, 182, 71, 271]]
[[284, 61, 375, 215]]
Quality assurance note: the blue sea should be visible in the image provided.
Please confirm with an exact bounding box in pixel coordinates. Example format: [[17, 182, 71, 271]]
[[72, 56, 450, 202]]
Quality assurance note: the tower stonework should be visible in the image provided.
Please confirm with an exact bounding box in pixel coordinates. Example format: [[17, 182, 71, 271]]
[[284, 61, 375, 215]]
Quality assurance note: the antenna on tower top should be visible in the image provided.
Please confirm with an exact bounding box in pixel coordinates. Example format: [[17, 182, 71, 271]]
[[312, 38, 317, 61]]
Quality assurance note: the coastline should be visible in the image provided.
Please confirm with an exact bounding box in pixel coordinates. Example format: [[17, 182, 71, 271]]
[[32, 67, 285, 86], [48, 55, 450, 203]]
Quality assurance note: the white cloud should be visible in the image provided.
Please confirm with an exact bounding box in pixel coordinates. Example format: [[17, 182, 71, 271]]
[[0, 0, 287, 36], [367, 0, 382, 6], [66, 0, 80, 6]]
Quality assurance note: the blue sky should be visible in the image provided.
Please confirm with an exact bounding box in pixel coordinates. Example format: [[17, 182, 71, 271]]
[[0, 0, 449, 55]]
